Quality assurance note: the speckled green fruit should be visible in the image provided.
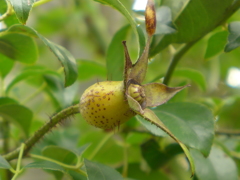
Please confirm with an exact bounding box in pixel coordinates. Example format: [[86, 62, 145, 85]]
[[80, 81, 135, 129]]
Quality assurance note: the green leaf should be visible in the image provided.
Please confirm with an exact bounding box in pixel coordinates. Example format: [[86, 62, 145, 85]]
[[0, 55, 14, 78], [225, 22, 240, 52], [84, 159, 123, 180], [137, 108, 195, 176], [150, 0, 234, 56], [93, 0, 143, 55], [0, 155, 11, 169], [141, 139, 183, 170], [173, 68, 207, 91], [136, 116, 167, 137], [75, 144, 91, 157], [0, 0, 7, 14], [161, 0, 190, 20], [5, 65, 58, 95], [118, 163, 170, 180], [126, 132, 150, 145], [0, 97, 17, 106], [69, 170, 87, 180], [8, 0, 35, 24], [3, 14, 19, 27], [0, 104, 33, 137], [191, 146, 238, 180], [155, 6, 176, 35], [7, 24, 78, 87], [106, 25, 130, 81], [0, 104, 33, 136], [42, 146, 78, 165], [136, 25, 146, 56], [43, 75, 65, 107], [205, 31, 228, 59], [38, 35, 78, 87], [78, 60, 106, 81], [153, 102, 214, 156], [25, 161, 65, 173], [0, 32, 38, 64]]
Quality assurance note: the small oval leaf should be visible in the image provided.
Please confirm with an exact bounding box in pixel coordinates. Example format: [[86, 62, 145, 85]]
[[225, 21, 240, 52], [0, 104, 33, 137], [153, 102, 214, 156], [0, 33, 38, 64], [93, 0, 143, 56], [106, 25, 130, 81], [25, 161, 65, 173], [191, 146, 238, 180], [0, 155, 12, 169], [8, 0, 35, 24], [84, 159, 123, 180], [7, 25, 78, 87], [42, 145, 78, 165]]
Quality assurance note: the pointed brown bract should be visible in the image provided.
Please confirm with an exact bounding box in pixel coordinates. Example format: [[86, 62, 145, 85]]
[[145, 0, 156, 37], [122, 41, 132, 90], [143, 83, 190, 107], [124, 0, 156, 85]]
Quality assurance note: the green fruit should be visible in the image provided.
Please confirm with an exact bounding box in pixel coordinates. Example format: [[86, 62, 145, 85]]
[[80, 81, 135, 129]]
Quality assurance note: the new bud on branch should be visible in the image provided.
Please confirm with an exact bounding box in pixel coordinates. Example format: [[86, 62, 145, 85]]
[[145, 0, 156, 37]]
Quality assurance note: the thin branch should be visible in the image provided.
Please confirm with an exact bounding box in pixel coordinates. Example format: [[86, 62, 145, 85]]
[[0, 1, 13, 21], [88, 132, 114, 160], [162, 0, 240, 85], [215, 129, 240, 136], [163, 39, 199, 85], [33, 0, 53, 7], [122, 141, 128, 178], [2, 104, 80, 161]]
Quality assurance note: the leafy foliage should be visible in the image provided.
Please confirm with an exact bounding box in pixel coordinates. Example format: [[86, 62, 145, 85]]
[[0, 0, 240, 179]]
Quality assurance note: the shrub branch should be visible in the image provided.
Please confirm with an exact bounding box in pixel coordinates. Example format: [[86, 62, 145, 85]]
[[163, 0, 240, 85], [2, 104, 80, 161]]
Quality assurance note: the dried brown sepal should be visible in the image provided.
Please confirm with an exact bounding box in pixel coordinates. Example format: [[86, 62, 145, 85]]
[[145, 0, 156, 37], [122, 41, 133, 90], [143, 83, 190, 107], [128, 38, 151, 84]]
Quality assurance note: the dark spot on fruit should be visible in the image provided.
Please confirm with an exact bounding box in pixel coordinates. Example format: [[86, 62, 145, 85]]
[[97, 104, 100, 107], [95, 91, 99, 94], [95, 116, 97, 118], [92, 107, 94, 110], [100, 121, 104, 124], [95, 111, 97, 113], [104, 108, 106, 110], [99, 109, 101, 111], [92, 99, 95, 102], [103, 96, 106, 99], [91, 113, 93, 115], [108, 98, 110, 101], [98, 98, 101, 100], [102, 116, 105, 118]]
